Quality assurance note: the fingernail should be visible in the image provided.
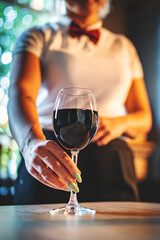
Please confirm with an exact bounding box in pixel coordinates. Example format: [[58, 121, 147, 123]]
[[74, 172, 82, 183], [69, 182, 79, 193], [65, 187, 71, 192]]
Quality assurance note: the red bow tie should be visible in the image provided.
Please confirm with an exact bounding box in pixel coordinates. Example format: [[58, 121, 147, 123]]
[[68, 21, 100, 44]]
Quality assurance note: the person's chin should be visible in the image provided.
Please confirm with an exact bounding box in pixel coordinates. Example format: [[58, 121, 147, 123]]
[[67, 8, 89, 18]]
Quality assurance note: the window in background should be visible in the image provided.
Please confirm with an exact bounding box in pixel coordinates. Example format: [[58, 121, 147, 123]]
[[0, 0, 66, 205]]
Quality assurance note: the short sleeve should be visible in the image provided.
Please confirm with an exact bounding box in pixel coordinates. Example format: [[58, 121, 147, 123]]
[[126, 38, 144, 80], [12, 26, 45, 58]]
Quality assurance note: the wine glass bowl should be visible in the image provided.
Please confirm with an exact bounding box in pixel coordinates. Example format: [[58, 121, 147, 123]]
[[50, 87, 98, 216]]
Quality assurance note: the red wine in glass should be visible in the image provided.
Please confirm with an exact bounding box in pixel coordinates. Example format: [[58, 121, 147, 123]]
[[50, 87, 98, 216], [53, 108, 98, 151]]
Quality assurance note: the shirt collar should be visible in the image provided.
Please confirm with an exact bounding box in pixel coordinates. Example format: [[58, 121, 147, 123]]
[[68, 17, 103, 31], [85, 20, 103, 30], [55, 16, 103, 31]]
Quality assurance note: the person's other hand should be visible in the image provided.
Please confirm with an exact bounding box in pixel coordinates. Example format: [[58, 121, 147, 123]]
[[22, 140, 82, 193], [92, 116, 126, 146]]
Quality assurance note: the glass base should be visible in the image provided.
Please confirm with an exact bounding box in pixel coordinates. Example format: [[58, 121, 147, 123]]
[[50, 204, 96, 216]]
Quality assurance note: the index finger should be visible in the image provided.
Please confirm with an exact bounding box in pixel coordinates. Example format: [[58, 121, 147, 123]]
[[46, 141, 81, 178]]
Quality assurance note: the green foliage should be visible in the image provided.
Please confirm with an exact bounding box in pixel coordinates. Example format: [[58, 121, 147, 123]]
[[0, 1, 51, 77]]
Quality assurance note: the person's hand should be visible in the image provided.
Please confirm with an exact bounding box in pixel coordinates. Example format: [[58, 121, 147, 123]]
[[92, 116, 126, 146], [22, 140, 82, 193]]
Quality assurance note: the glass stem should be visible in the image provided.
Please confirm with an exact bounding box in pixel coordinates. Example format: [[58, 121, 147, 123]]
[[67, 150, 79, 207]]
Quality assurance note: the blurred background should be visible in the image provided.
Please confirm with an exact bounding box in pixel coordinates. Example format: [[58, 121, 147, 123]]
[[0, 0, 160, 204]]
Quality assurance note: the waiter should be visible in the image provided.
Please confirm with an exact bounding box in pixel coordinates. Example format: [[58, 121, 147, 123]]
[[8, 0, 152, 204]]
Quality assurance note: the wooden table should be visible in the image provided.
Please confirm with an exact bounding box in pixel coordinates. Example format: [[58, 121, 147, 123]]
[[1, 202, 160, 240]]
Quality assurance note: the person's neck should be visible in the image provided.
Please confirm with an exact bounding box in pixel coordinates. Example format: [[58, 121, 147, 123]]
[[67, 11, 99, 28]]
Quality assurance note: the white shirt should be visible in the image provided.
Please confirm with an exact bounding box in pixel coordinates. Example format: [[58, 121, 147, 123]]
[[13, 17, 143, 130]]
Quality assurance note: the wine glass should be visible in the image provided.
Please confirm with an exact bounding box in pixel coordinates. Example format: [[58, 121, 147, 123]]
[[50, 87, 98, 216]]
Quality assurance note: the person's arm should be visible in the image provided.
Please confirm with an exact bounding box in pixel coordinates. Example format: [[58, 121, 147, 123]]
[[92, 77, 152, 146], [8, 52, 81, 192], [123, 77, 152, 137], [8, 52, 44, 148]]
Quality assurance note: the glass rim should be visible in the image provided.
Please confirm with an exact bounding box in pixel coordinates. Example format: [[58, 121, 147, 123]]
[[59, 87, 93, 96]]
